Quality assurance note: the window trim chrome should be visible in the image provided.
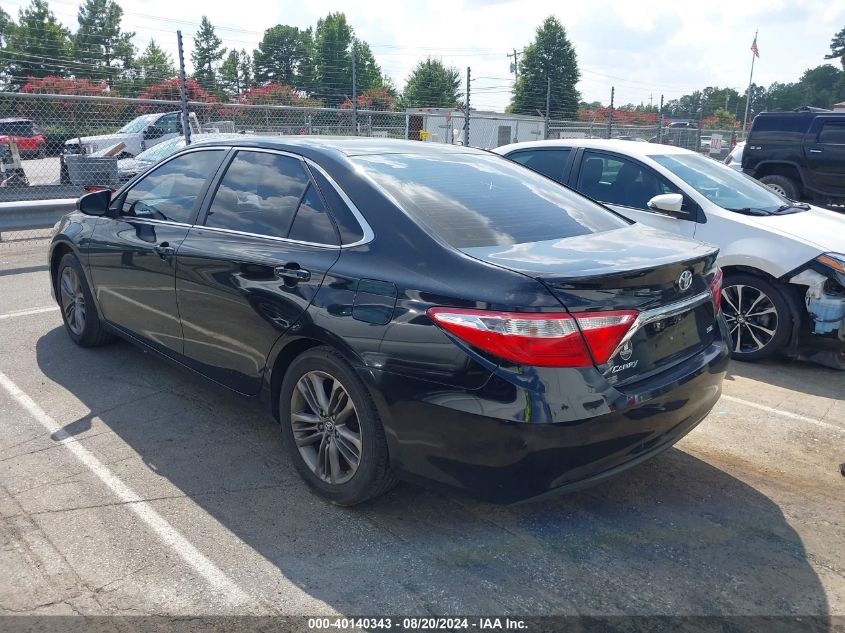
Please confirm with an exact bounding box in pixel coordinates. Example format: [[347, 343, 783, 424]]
[[115, 143, 374, 249], [209, 146, 374, 248]]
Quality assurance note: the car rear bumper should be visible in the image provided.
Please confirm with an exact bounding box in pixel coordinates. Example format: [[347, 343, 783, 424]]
[[361, 338, 730, 504]]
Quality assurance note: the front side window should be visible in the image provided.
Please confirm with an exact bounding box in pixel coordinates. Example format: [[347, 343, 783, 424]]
[[577, 151, 677, 209], [204, 151, 310, 237], [507, 149, 571, 183], [353, 152, 628, 249], [121, 150, 224, 223], [156, 113, 182, 135]]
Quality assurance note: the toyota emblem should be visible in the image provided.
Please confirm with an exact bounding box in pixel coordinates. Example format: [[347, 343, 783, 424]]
[[619, 340, 633, 361], [678, 270, 693, 292]]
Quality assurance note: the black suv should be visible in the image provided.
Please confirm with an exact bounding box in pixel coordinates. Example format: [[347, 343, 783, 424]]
[[742, 108, 845, 205]]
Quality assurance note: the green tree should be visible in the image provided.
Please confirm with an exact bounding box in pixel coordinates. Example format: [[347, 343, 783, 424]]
[[826, 26, 845, 71], [0, 0, 72, 88], [136, 39, 175, 84], [398, 57, 462, 108], [0, 7, 12, 49], [253, 24, 313, 90], [221, 48, 251, 97], [313, 12, 353, 106], [353, 39, 391, 93], [509, 16, 580, 119], [191, 16, 226, 91], [73, 0, 136, 83], [798, 64, 843, 108]]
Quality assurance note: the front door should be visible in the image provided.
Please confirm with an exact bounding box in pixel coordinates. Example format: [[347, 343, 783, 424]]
[[175, 149, 341, 394], [87, 148, 227, 355], [572, 149, 698, 238]]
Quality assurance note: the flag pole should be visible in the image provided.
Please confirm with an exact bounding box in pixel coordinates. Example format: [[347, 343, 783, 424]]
[[742, 29, 758, 140]]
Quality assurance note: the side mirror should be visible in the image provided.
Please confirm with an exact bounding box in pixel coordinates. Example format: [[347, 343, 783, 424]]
[[77, 189, 112, 216], [143, 125, 163, 140], [647, 193, 685, 215]]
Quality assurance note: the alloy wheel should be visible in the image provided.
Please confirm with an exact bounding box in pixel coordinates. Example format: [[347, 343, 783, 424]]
[[721, 284, 779, 354], [59, 266, 86, 336], [290, 370, 362, 485], [765, 183, 787, 196]]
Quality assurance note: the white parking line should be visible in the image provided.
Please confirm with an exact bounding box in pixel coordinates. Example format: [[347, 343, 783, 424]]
[[720, 394, 844, 434], [0, 370, 253, 607], [0, 306, 59, 320]]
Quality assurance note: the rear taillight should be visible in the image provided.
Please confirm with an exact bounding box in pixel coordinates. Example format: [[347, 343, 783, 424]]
[[426, 308, 638, 368], [708, 267, 723, 314]]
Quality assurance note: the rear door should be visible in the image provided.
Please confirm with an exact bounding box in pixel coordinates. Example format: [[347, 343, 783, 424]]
[[175, 148, 342, 394], [804, 118, 845, 195], [505, 148, 573, 184], [570, 149, 698, 238]]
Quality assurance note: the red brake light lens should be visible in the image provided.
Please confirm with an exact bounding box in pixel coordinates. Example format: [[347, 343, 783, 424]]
[[427, 308, 638, 368], [708, 267, 723, 315]]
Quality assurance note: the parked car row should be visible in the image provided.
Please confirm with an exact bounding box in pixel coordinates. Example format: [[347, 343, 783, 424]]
[[495, 138, 845, 360], [47, 128, 844, 506]]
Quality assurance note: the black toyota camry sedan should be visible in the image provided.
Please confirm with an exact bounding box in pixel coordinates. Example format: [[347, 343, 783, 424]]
[[49, 137, 730, 505]]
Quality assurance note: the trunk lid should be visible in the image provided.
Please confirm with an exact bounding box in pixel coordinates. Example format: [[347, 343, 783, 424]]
[[462, 225, 721, 384]]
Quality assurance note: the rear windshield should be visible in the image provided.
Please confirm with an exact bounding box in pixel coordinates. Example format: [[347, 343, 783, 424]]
[[353, 152, 629, 248]]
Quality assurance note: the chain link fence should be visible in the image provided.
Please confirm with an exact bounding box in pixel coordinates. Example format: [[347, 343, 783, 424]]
[[0, 91, 739, 244]]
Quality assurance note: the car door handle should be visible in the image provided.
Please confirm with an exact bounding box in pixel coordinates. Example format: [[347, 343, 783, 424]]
[[274, 265, 311, 282], [808, 148, 822, 153], [154, 242, 176, 257]]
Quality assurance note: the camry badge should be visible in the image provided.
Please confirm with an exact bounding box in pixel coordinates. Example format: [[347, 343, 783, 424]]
[[678, 269, 693, 292]]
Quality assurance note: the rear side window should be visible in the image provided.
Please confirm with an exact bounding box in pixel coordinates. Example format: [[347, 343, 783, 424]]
[[507, 149, 571, 183], [353, 153, 628, 248], [819, 121, 845, 145], [288, 184, 339, 245], [309, 167, 365, 244], [750, 114, 812, 144], [205, 151, 310, 237]]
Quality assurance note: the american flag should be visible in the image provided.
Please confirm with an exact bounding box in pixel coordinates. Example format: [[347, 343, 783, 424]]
[[751, 34, 760, 58]]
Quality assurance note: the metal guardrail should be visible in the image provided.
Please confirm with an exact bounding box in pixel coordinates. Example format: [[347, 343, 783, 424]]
[[0, 198, 75, 233]]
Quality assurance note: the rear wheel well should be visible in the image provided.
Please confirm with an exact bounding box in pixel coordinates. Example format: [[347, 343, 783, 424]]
[[754, 163, 803, 186], [270, 338, 324, 421]]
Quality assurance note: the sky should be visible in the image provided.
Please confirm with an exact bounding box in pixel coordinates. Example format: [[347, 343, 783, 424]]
[[5, 0, 845, 110]]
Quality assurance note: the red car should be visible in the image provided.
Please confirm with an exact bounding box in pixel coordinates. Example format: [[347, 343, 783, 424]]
[[0, 118, 47, 159]]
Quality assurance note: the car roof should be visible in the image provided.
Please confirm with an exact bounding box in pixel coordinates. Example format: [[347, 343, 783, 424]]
[[190, 135, 490, 159], [0, 118, 33, 123], [494, 138, 694, 158]]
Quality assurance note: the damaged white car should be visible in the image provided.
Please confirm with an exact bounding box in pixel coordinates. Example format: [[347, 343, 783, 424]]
[[494, 140, 845, 361]]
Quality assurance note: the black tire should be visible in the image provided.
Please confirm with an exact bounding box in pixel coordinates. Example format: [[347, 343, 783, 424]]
[[56, 253, 113, 347], [279, 347, 396, 506], [721, 273, 792, 361], [759, 174, 799, 200]]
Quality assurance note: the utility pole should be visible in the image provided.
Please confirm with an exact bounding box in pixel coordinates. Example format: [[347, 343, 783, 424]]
[[658, 94, 664, 143], [544, 75, 551, 140], [507, 48, 520, 80], [607, 86, 614, 139], [176, 30, 191, 146], [351, 47, 358, 136], [464, 66, 471, 146]]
